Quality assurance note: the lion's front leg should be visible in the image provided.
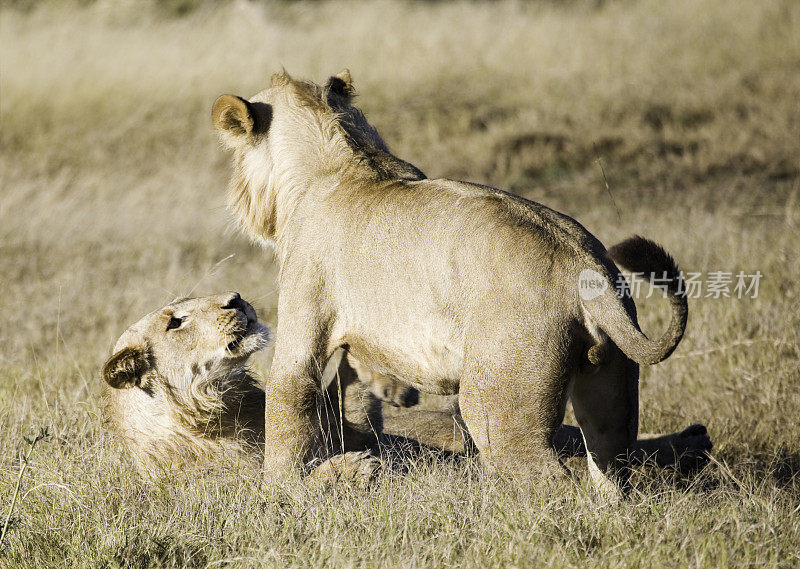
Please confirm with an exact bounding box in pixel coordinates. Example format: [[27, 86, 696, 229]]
[[263, 304, 332, 481], [262, 371, 320, 478]]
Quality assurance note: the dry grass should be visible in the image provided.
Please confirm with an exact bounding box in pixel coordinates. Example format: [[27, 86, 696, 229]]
[[1, 1, 799, 567]]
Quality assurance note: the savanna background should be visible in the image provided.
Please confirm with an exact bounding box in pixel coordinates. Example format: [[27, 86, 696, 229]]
[[1, 0, 798, 567]]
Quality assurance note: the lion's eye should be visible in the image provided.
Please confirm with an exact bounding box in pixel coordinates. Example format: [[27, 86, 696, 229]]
[[166, 316, 183, 331]]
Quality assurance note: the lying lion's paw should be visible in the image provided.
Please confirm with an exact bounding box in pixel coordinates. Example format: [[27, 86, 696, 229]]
[[396, 386, 419, 408], [668, 423, 713, 475], [306, 451, 381, 488]]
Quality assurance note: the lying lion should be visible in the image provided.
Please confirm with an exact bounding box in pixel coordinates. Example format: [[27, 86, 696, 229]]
[[101, 292, 385, 483], [102, 294, 711, 480], [213, 70, 698, 498]]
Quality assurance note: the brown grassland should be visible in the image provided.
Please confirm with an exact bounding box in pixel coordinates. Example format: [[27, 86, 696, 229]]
[[1, 0, 799, 567]]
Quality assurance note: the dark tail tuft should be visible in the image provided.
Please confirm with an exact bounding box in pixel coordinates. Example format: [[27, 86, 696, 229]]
[[607, 235, 683, 295], [583, 235, 689, 365]]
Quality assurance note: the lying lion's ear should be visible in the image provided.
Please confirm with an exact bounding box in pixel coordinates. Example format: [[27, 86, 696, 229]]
[[213, 95, 270, 147], [327, 69, 354, 99], [102, 345, 150, 389]]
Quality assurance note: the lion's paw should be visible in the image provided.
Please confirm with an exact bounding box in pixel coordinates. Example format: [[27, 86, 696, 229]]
[[306, 451, 381, 488], [666, 423, 713, 475]]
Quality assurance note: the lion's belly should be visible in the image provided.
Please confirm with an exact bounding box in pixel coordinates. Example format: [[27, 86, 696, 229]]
[[340, 319, 464, 396]]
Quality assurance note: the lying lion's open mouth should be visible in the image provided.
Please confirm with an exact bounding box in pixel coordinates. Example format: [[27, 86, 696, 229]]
[[226, 335, 245, 352], [226, 313, 258, 352]]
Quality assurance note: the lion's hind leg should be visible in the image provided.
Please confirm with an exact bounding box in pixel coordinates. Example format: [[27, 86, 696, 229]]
[[458, 330, 573, 487], [570, 347, 638, 501], [554, 423, 712, 479], [631, 424, 712, 474]]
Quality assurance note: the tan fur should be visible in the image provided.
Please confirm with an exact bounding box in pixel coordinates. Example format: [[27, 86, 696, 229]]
[[101, 293, 380, 482], [381, 404, 710, 474], [102, 297, 710, 476], [347, 354, 419, 408], [213, 71, 690, 498]]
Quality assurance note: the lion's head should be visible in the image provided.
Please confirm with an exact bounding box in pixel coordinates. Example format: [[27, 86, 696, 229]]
[[211, 70, 424, 245], [101, 292, 270, 475]]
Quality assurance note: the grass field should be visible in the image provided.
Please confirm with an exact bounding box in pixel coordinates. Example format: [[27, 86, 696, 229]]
[[1, 0, 799, 567]]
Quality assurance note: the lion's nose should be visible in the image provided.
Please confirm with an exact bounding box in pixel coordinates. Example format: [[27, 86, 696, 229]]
[[221, 292, 246, 312]]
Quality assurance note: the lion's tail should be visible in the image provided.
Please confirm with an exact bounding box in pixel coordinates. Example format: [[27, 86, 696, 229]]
[[582, 236, 688, 366]]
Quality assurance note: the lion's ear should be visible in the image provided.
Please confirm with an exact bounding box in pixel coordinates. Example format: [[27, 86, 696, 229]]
[[326, 69, 354, 99], [212, 95, 270, 147], [102, 345, 150, 389]]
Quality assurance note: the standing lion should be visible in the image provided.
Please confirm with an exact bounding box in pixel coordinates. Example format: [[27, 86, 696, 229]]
[[212, 71, 690, 499]]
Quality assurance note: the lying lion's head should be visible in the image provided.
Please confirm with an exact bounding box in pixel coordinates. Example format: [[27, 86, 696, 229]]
[[102, 293, 269, 475]]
